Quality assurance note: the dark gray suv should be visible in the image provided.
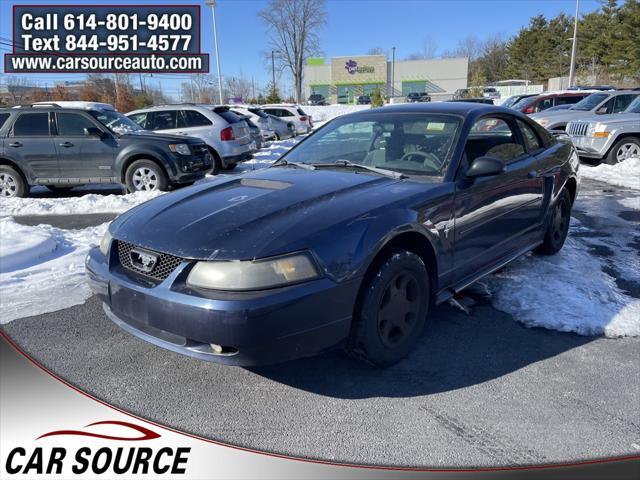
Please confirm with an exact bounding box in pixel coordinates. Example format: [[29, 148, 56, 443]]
[[0, 102, 212, 198]]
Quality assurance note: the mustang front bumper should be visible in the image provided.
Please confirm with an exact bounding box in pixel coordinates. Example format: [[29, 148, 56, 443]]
[[86, 247, 359, 366]]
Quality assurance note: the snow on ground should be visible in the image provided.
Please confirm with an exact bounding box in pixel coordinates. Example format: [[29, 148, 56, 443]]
[[580, 157, 640, 190], [0, 218, 57, 273], [304, 104, 369, 123], [484, 219, 640, 337], [0, 217, 108, 323], [1, 189, 162, 217]]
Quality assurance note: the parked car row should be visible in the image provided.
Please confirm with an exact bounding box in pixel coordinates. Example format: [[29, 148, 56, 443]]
[[0, 101, 314, 197], [523, 91, 640, 165]]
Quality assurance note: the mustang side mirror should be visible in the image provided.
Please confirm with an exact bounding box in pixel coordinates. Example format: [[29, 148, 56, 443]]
[[466, 156, 505, 178], [84, 127, 105, 138]]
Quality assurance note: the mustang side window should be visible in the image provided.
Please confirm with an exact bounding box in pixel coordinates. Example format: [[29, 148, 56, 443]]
[[516, 119, 542, 152], [466, 117, 524, 164]]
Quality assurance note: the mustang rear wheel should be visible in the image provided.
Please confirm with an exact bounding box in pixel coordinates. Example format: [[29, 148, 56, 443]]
[[535, 188, 571, 255], [348, 250, 429, 367]]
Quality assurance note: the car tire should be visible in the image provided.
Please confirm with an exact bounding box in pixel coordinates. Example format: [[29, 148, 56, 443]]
[[222, 163, 237, 171], [125, 159, 168, 193], [208, 148, 222, 175], [605, 137, 640, 165], [535, 188, 571, 255], [274, 133, 281, 141], [348, 250, 430, 367], [0, 165, 27, 198]]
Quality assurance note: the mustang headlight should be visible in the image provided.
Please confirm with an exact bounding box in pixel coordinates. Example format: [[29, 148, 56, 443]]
[[186, 253, 319, 290], [169, 143, 191, 155], [99, 230, 113, 256]]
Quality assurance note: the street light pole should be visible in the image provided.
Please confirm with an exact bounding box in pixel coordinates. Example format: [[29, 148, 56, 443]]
[[568, 0, 579, 88], [390, 47, 396, 103], [206, 0, 224, 104]]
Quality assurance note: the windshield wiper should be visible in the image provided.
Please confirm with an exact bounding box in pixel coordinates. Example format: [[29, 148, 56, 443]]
[[271, 159, 316, 170], [313, 159, 406, 179]]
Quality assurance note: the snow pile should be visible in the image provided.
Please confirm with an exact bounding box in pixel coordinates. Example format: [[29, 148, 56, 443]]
[[304, 104, 370, 123], [580, 157, 640, 190], [1, 189, 162, 217], [485, 220, 640, 337], [0, 218, 108, 323], [0, 218, 57, 273]]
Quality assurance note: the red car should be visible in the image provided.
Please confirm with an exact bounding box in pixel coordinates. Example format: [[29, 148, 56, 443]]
[[512, 92, 593, 114]]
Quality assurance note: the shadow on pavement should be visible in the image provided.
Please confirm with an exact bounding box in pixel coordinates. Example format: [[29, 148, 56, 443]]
[[28, 185, 126, 198], [250, 301, 594, 399]]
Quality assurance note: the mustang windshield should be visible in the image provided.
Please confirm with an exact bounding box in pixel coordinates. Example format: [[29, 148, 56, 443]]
[[280, 114, 461, 177]]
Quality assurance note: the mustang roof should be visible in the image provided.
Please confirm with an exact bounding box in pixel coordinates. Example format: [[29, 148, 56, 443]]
[[350, 102, 513, 117]]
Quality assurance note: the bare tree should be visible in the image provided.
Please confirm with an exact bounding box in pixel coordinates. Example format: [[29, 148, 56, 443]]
[[225, 75, 252, 101], [442, 35, 483, 60], [191, 74, 217, 103], [260, 0, 326, 103], [367, 46, 387, 56], [421, 36, 438, 58], [405, 36, 438, 60], [7, 77, 32, 105]]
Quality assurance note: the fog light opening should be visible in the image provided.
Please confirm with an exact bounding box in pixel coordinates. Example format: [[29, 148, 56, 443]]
[[209, 344, 238, 356]]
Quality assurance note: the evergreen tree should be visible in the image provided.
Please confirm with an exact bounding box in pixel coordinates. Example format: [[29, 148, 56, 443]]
[[370, 88, 384, 108]]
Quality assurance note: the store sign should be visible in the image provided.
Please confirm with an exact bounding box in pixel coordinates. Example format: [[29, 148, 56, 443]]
[[344, 59, 374, 75]]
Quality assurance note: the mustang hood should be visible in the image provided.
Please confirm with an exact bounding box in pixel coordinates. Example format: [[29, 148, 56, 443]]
[[111, 168, 417, 260]]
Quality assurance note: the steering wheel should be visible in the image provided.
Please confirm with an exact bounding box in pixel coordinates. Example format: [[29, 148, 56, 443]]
[[399, 151, 441, 171]]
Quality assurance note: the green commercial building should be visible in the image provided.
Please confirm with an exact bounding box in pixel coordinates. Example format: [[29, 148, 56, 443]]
[[304, 55, 468, 104]]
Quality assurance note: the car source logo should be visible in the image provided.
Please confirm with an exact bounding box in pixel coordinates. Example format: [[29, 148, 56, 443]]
[[130, 248, 159, 273]]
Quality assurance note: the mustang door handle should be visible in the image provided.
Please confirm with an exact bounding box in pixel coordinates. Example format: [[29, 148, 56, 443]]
[[59, 142, 74, 147], [9, 142, 22, 147], [527, 171, 538, 178]]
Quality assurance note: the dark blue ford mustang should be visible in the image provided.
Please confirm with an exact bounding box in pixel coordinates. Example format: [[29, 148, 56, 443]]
[[86, 103, 580, 367]]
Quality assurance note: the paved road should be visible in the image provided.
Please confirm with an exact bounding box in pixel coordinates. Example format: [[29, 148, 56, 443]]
[[3, 179, 639, 467]]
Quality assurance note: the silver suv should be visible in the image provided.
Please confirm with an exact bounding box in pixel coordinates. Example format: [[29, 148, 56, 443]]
[[261, 104, 312, 134], [229, 106, 275, 141], [531, 90, 639, 131], [127, 104, 255, 173], [566, 96, 640, 164]]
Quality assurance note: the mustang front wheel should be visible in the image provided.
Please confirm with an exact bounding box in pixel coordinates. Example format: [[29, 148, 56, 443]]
[[349, 250, 430, 366]]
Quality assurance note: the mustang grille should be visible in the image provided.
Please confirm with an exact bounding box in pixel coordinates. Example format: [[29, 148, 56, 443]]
[[567, 122, 589, 137], [116, 240, 183, 282]]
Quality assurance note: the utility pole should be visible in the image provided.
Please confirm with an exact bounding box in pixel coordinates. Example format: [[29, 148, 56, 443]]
[[568, 0, 579, 88], [205, 0, 223, 104], [390, 47, 396, 103]]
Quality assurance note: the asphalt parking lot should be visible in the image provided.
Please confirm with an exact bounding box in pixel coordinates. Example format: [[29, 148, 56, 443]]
[[2, 178, 639, 467]]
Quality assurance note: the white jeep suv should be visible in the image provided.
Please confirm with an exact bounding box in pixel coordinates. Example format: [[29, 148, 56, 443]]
[[126, 104, 255, 173]]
